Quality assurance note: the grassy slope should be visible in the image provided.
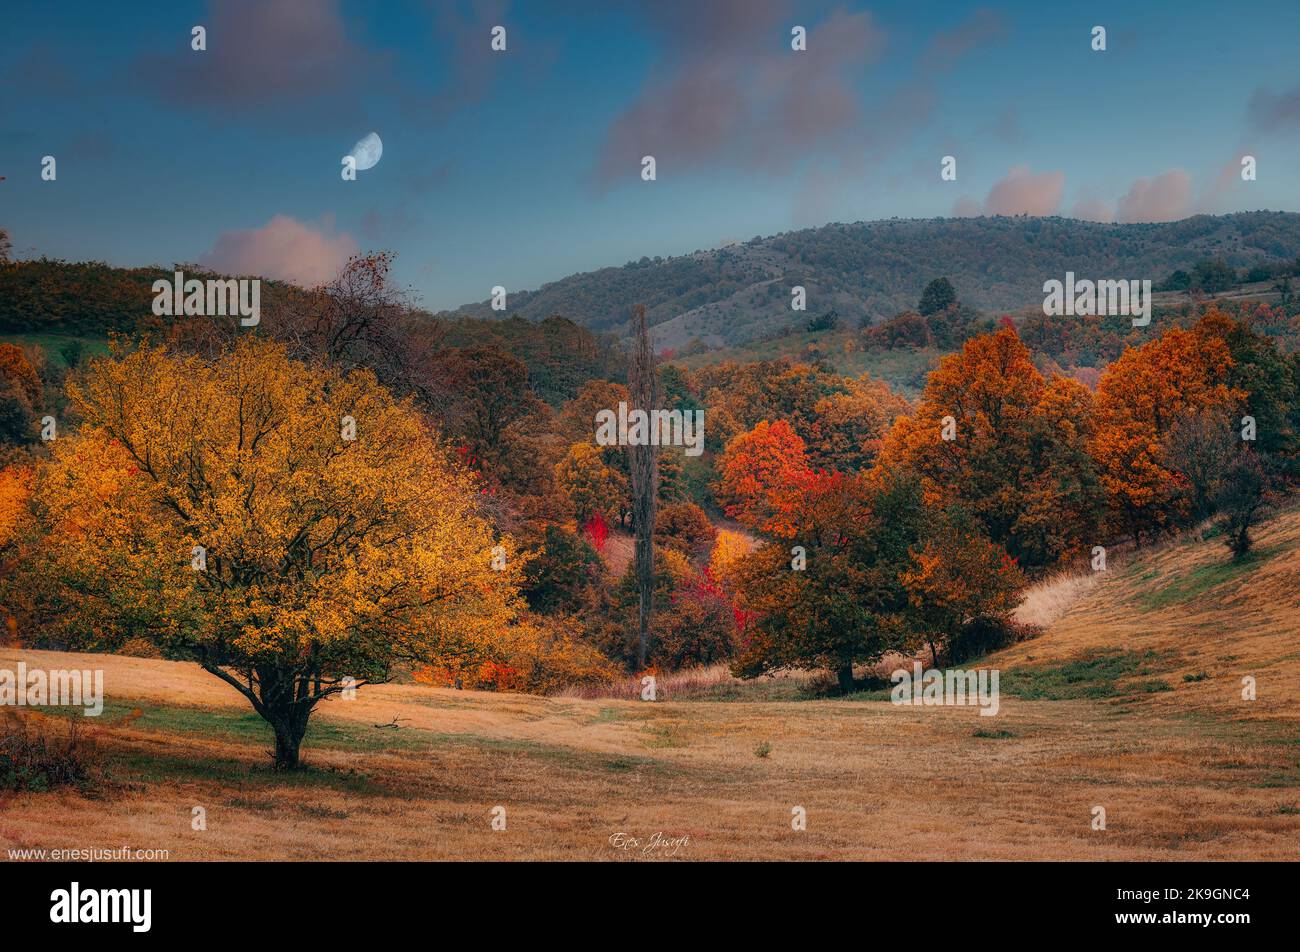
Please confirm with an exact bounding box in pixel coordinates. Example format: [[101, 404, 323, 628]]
[[2, 509, 1299, 860], [0, 333, 109, 369]]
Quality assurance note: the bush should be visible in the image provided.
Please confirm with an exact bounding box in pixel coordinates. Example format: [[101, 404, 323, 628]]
[[416, 617, 617, 695], [945, 615, 1042, 664], [862, 311, 933, 349], [0, 712, 104, 792], [654, 501, 717, 560]]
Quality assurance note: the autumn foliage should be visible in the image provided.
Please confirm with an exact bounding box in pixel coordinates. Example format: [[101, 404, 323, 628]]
[[13, 338, 522, 766]]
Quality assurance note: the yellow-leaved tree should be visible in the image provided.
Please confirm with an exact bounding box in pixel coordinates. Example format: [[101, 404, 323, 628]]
[[19, 338, 521, 766]]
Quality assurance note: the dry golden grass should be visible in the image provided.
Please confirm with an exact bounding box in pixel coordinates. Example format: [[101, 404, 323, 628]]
[[1014, 569, 1102, 629], [2, 507, 1299, 861]]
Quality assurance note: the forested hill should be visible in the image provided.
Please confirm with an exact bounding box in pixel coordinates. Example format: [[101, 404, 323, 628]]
[[440, 212, 1300, 349]]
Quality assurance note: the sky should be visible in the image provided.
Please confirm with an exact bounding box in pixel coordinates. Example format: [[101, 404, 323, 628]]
[[2, 0, 1299, 312]]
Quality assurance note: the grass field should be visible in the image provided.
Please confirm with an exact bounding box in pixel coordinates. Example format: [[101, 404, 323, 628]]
[[0, 334, 110, 368], [2, 508, 1299, 861]]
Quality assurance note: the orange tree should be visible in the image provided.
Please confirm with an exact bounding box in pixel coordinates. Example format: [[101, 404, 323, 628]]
[[879, 326, 1103, 571], [877, 327, 1040, 553], [732, 470, 927, 693], [16, 338, 520, 767], [715, 419, 811, 529], [902, 505, 1023, 665], [1091, 325, 1243, 543]]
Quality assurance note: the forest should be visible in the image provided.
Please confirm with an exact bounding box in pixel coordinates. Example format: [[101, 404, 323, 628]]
[[2, 229, 1299, 767]]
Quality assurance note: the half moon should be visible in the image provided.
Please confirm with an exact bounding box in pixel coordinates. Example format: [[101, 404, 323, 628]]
[[349, 132, 383, 171]]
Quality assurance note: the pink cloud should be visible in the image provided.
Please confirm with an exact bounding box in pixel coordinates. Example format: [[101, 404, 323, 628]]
[[1069, 195, 1115, 222], [978, 165, 1065, 216], [199, 215, 357, 287], [1114, 169, 1192, 222]]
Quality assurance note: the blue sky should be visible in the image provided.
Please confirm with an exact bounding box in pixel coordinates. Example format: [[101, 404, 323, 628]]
[[2, 0, 1298, 311]]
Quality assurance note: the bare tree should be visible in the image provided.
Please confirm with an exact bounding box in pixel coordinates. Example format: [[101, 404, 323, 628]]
[[627, 304, 659, 669], [1167, 406, 1235, 521], [1216, 446, 1271, 560]]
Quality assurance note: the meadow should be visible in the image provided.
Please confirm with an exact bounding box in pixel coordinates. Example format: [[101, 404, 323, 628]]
[[3, 506, 1298, 862]]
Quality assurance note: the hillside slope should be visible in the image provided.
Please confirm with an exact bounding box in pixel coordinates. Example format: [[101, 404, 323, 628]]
[[441, 212, 1300, 349], [997, 503, 1300, 725]]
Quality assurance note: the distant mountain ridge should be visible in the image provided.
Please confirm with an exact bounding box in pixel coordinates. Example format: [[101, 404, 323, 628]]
[[439, 212, 1300, 349]]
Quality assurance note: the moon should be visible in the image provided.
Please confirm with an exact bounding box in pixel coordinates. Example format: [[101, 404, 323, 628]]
[[348, 132, 383, 171]]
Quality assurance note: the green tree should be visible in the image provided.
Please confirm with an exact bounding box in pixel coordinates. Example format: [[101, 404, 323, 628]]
[[918, 277, 957, 316], [733, 470, 926, 693]]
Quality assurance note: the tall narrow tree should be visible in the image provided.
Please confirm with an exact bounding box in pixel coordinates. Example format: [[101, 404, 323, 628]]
[[628, 304, 659, 668]]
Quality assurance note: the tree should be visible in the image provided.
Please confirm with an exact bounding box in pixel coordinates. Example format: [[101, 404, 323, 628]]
[[877, 326, 1044, 563], [918, 277, 957, 316], [1091, 326, 1242, 543], [558, 379, 629, 444], [627, 304, 659, 669], [733, 470, 927, 693], [1167, 407, 1236, 521], [1013, 376, 1104, 567], [902, 507, 1023, 665], [0, 343, 41, 406], [806, 309, 838, 333], [521, 524, 605, 615], [654, 501, 716, 559], [716, 419, 811, 529], [1216, 447, 1269, 560], [0, 377, 35, 446], [1191, 260, 1236, 294], [434, 345, 548, 482], [553, 442, 626, 524], [806, 374, 909, 472], [18, 339, 520, 767]]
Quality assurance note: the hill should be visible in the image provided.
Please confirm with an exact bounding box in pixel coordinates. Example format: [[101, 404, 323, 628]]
[[439, 212, 1300, 349], [3, 505, 1297, 860]]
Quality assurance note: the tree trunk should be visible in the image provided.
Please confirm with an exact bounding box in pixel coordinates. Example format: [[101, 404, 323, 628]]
[[837, 662, 854, 695], [627, 303, 659, 670], [268, 705, 311, 769]]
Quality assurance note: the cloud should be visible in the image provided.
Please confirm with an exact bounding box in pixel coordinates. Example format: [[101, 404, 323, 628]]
[[1069, 195, 1114, 223], [975, 165, 1065, 216], [131, 0, 384, 115], [1247, 85, 1300, 132], [1114, 169, 1191, 222], [423, 0, 517, 117], [920, 7, 1005, 71], [198, 215, 357, 287], [591, 2, 886, 186]]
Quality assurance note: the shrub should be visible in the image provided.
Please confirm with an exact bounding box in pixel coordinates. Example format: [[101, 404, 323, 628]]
[[0, 712, 104, 792], [863, 311, 933, 349], [654, 501, 716, 560], [946, 615, 1042, 665], [417, 617, 617, 695]]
